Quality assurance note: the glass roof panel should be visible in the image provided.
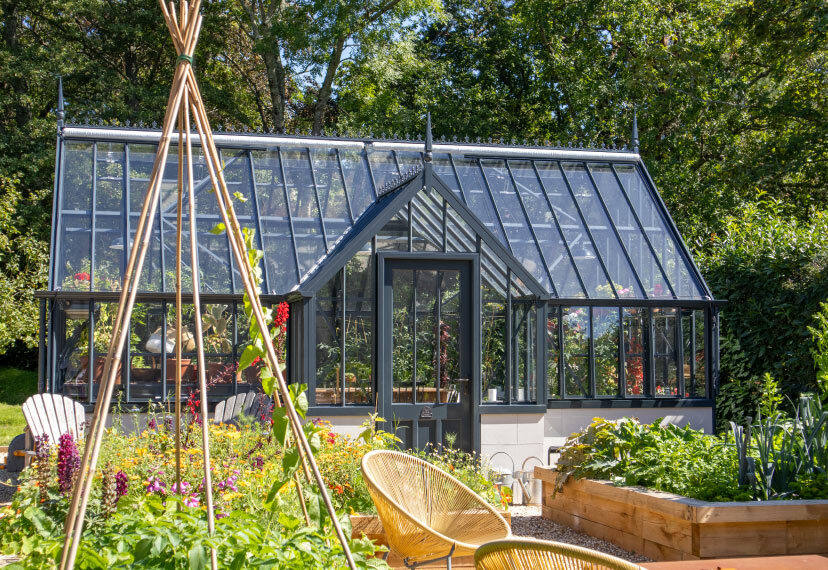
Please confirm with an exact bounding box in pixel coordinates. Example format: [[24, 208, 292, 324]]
[[250, 150, 298, 294], [560, 162, 643, 299], [53, 132, 710, 301], [311, 148, 352, 245], [451, 157, 507, 243], [281, 148, 327, 277], [614, 164, 705, 298], [366, 150, 399, 189], [508, 160, 584, 298], [479, 159, 550, 290], [533, 161, 614, 298], [432, 153, 463, 199], [338, 148, 374, 219], [588, 163, 673, 299]]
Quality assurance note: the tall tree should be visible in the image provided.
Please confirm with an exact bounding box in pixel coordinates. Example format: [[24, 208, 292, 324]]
[[232, 0, 442, 134]]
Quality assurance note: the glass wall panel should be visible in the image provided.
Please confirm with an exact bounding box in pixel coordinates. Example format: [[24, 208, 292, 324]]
[[561, 163, 642, 298], [482, 280, 506, 403], [195, 219, 232, 293], [391, 268, 414, 402], [59, 308, 91, 401], [614, 164, 704, 298], [445, 199, 477, 253], [94, 144, 126, 289], [511, 298, 537, 403], [129, 303, 166, 401], [623, 308, 647, 396], [694, 310, 707, 397], [282, 149, 326, 276], [376, 212, 409, 251], [315, 275, 342, 405], [563, 307, 589, 397], [594, 307, 620, 396], [480, 159, 550, 290], [344, 244, 374, 405], [410, 189, 443, 251], [202, 303, 236, 397], [251, 150, 298, 294], [220, 149, 259, 291], [451, 156, 507, 242], [57, 142, 94, 290], [534, 162, 613, 297], [395, 151, 422, 171], [547, 308, 561, 398], [338, 148, 374, 219], [653, 308, 679, 396], [311, 148, 352, 244], [589, 164, 672, 298], [510, 160, 584, 298]]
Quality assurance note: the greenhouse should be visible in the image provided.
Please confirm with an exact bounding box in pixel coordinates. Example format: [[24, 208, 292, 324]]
[[37, 120, 722, 457]]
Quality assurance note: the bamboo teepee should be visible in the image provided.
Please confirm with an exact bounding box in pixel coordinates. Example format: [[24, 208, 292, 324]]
[[58, 2, 356, 569]]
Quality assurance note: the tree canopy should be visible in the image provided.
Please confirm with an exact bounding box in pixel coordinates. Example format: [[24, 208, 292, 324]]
[[0, 0, 826, 405]]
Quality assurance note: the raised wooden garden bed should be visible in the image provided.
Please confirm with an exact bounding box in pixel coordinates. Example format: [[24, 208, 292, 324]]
[[535, 467, 828, 561]]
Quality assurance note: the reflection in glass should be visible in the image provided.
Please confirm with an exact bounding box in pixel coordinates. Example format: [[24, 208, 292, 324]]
[[547, 308, 560, 398], [482, 281, 506, 403], [694, 310, 706, 397], [593, 307, 620, 396], [344, 245, 374, 405], [653, 308, 678, 396], [563, 307, 589, 397], [315, 275, 342, 405], [511, 298, 537, 403], [623, 308, 647, 396]]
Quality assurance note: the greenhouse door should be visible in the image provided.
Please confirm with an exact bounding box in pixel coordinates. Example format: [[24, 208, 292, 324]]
[[378, 255, 477, 453]]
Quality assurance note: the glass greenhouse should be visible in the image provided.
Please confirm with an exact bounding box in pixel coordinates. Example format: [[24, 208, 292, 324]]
[[38, 123, 721, 452]]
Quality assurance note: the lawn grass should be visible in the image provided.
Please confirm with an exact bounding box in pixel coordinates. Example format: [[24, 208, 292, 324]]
[[0, 367, 37, 444]]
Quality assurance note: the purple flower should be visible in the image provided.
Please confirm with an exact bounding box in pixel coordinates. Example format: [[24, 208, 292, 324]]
[[147, 418, 158, 431], [57, 433, 80, 496], [252, 455, 265, 470], [171, 481, 191, 495], [183, 494, 200, 508], [146, 476, 167, 495], [115, 470, 128, 498]]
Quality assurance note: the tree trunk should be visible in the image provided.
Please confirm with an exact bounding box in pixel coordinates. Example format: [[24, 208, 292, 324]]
[[311, 35, 346, 135], [262, 47, 286, 133]]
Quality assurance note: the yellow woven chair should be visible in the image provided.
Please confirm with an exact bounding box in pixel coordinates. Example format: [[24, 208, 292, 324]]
[[474, 537, 644, 570], [361, 449, 511, 569]]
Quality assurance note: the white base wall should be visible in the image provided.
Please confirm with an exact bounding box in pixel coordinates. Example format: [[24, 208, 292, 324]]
[[309, 407, 714, 470], [307, 415, 368, 439], [544, 407, 714, 457]]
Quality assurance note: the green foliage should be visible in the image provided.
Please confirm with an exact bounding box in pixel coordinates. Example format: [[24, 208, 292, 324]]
[[0, 494, 385, 569], [555, 417, 750, 502], [730, 396, 828, 500], [699, 201, 828, 424], [758, 373, 783, 419], [808, 302, 828, 404]]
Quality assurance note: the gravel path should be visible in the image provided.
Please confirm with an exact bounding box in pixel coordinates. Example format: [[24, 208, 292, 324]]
[[509, 505, 651, 564], [0, 472, 18, 504]]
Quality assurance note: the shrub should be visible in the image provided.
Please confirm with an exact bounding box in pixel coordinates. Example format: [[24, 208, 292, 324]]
[[697, 200, 828, 424], [554, 418, 750, 502]]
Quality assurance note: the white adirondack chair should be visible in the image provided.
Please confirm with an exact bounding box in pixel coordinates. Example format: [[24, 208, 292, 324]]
[[20, 393, 86, 466], [212, 392, 272, 426]]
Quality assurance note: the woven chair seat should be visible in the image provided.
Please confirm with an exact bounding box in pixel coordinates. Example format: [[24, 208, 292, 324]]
[[362, 450, 511, 567], [475, 537, 645, 570]]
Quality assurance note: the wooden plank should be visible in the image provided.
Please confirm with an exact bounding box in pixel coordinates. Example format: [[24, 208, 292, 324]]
[[641, 508, 693, 553], [213, 399, 226, 423], [786, 520, 828, 554], [52, 394, 69, 440], [642, 538, 685, 562], [697, 522, 787, 558], [694, 501, 828, 524]]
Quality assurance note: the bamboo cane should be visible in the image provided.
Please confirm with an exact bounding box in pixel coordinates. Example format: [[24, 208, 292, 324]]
[[182, 72, 356, 569], [175, 96, 184, 495], [60, 17, 198, 570], [182, 86, 219, 570]]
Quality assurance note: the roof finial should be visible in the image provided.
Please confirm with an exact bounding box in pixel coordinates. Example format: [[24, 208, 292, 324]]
[[424, 111, 433, 163], [632, 107, 639, 154], [57, 75, 65, 132]]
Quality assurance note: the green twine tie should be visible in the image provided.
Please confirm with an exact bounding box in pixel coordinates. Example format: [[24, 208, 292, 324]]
[[177, 54, 193, 66]]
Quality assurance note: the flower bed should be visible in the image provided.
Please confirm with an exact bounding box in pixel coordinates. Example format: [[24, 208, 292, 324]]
[[0, 404, 503, 568]]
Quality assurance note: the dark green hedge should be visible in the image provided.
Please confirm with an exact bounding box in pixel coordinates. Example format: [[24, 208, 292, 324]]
[[695, 201, 828, 427]]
